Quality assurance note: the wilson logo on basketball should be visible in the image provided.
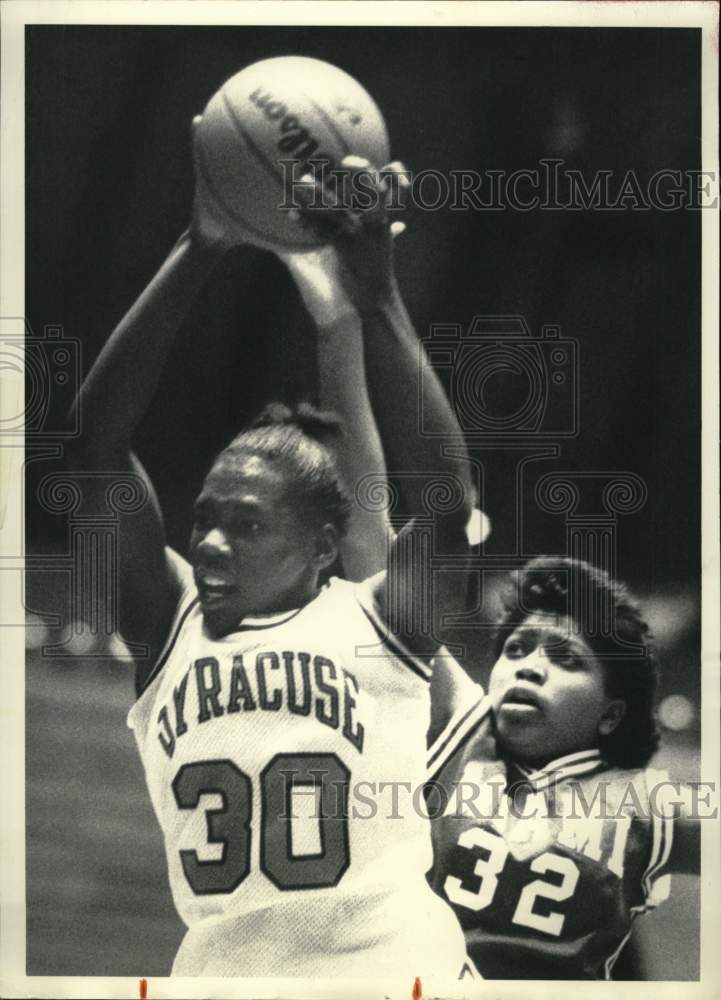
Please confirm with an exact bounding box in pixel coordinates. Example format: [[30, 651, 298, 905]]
[[249, 87, 334, 164]]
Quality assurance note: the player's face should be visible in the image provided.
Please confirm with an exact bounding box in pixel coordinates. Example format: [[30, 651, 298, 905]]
[[189, 454, 337, 636], [489, 613, 625, 768]]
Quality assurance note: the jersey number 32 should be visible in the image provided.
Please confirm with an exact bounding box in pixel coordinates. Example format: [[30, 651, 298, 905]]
[[445, 826, 579, 937]]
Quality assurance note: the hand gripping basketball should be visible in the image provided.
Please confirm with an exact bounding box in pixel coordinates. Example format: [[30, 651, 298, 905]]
[[279, 155, 408, 321], [288, 155, 409, 315]]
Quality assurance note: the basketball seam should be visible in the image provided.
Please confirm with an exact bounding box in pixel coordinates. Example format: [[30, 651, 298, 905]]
[[303, 95, 352, 158], [198, 107, 318, 252], [221, 89, 287, 187]]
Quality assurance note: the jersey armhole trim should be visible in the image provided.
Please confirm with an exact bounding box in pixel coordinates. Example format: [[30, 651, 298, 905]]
[[426, 695, 492, 783], [606, 807, 674, 977], [603, 768, 674, 979], [642, 797, 674, 906], [135, 593, 199, 698], [631, 767, 675, 914], [354, 579, 432, 683]]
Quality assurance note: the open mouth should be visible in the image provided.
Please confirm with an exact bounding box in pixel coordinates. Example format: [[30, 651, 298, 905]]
[[501, 686, 543, 712], [195, 571, 238, 603]]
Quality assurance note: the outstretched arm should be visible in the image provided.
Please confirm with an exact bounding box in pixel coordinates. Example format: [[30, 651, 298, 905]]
[[71, 231, 224, 464], [358, 248, 476, 666], [293, 160, 474, 661], [281, 221, 481, 743], [279, 247, 392, 581], [67, 117, 243, 683]]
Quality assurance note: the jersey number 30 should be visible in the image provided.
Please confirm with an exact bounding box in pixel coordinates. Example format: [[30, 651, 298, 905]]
[[445, 827, 579, 937], [172, 753, 350, 894]]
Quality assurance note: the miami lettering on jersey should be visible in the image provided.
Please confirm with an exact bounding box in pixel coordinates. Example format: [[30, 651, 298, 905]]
[[427, 705, 674, 980], [155, 647, 366, 759], [444, 765, 634, 876]]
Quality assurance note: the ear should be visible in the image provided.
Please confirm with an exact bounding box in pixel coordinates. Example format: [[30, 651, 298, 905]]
[[313, 523, 340, 572], [598, 699, 626, 737]]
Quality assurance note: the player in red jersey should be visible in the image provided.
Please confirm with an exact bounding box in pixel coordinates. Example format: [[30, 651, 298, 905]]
[[425, 556, 700, 979], [326, 387, 702, 978], [293, 174, 702, 979]]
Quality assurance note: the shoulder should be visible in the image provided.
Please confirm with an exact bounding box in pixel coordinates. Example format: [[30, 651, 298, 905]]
[[320, 574, 437, 689], [584, 764, 671, 814], [350, 570, 386, 610], [166, 546, 195, 590], [427, 686, 494, 786], [133, 547, 198, 698], [307, 575, 376, 619], [428, 649, 484, 745]]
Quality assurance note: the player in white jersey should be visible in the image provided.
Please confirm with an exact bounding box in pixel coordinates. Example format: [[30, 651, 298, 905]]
[[129, 559, 464, 976], [67, 132, 474, 979]]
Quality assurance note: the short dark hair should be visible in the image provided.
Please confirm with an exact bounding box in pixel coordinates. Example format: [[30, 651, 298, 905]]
[[493, 556, 660, 768], [214, 401, 352, 537]]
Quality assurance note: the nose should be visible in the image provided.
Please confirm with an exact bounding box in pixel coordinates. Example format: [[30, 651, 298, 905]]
[[514, 651, 547, 684], [196, 527, 232, 559]]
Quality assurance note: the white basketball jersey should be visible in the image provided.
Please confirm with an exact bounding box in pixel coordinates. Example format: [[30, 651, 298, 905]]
[[128, 571, 468, 978]]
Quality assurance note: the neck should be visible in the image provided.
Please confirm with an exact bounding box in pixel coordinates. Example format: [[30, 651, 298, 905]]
[[496, 736, 600, 774], [203, 577, 324, 639], [511, 750, 602, 774], [266, 572, 323, 616]]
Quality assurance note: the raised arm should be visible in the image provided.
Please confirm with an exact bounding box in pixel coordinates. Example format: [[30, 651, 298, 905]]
[[354, 213, 472, 660], [66, 118, 242, 683], [72, 233, 221, 460], [293, 160, 474, 661], [279, 247, 392, 581]]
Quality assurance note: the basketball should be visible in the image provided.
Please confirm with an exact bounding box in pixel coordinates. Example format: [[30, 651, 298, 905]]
[[195, 56, 390, 252]]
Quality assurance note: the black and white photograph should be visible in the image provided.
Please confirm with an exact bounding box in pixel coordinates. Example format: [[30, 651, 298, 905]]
[[1, 1, 719, 997]]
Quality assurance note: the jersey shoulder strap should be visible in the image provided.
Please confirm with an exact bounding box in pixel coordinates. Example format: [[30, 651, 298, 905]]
[[353, 571, 433, 683], [128, 548, 199, 727], [635, 766, 675, 911], [426, 689, 492, 783]]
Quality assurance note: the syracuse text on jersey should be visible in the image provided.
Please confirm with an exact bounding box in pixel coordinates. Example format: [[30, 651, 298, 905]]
[[154, 647, 366, 760], [127, 575, 471, 979]]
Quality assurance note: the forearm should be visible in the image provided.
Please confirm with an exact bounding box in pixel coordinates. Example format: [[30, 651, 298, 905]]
[[359, 282, 473, 522], [295, 157, 472, 650], [70, 230, 224, 461], [317, 314, 392, 579]]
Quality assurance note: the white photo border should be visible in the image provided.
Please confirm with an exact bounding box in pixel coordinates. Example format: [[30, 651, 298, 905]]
[[1, 2, 718, 998]]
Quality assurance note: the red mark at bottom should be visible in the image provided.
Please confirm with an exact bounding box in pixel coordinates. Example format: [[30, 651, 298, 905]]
[[139, 978, 148, 1000], [412, 976, 422, 1000]]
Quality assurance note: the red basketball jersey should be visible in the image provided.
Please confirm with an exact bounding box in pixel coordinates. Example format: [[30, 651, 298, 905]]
[[427, 698, 674, 979]]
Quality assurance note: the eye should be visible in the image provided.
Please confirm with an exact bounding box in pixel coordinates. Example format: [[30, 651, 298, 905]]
[[549, 647, 583, 670], [503, 637, 525, 659]]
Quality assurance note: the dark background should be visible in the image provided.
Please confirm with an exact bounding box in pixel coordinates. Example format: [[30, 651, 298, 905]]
[[24, 25, 701, 978]]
